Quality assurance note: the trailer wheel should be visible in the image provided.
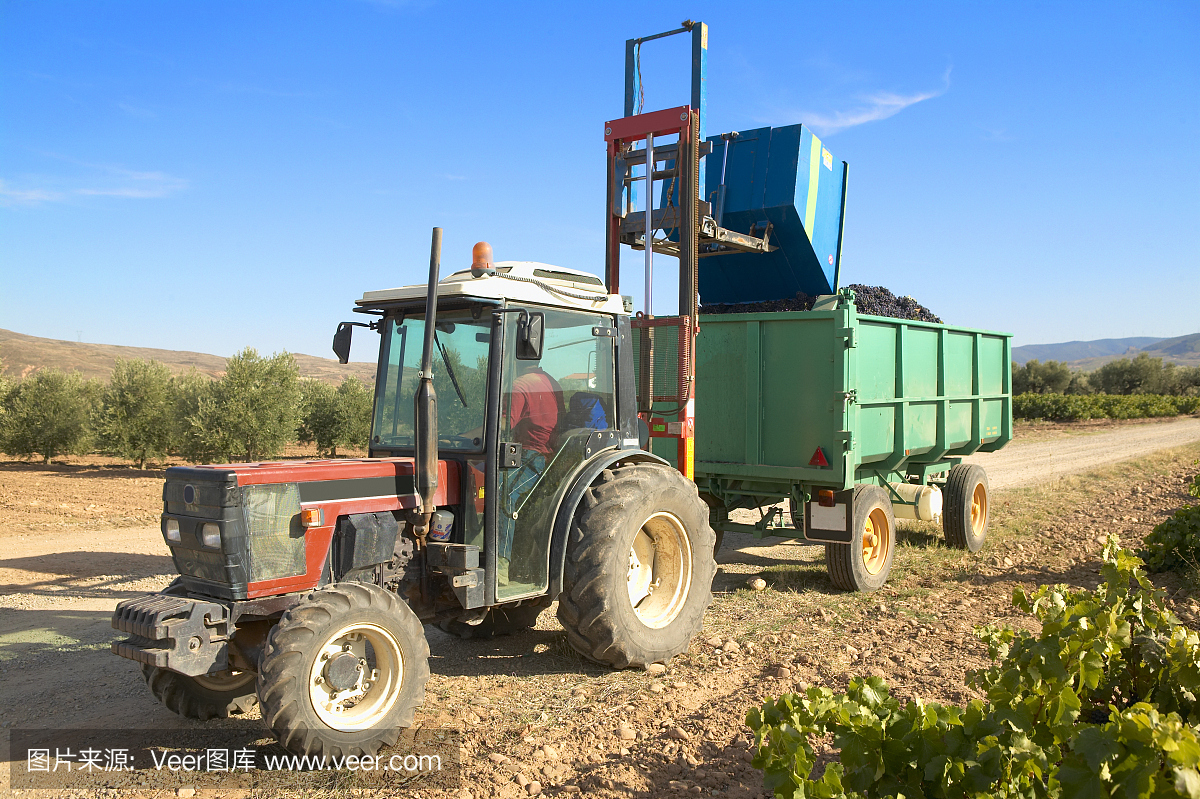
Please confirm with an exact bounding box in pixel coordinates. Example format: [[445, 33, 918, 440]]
[[141, 665, 258, 720], [825, 484, 895, 592], [557, 463, 716, 668], [699, 494, 726, 558], [258, 582, 429, 758], [438, 597, 551, 639], [943, 464, 989, 552]]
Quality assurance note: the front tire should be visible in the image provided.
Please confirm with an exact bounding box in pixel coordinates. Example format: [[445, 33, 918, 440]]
[[257, 583, 429, 758], [825, 484, 896, 592], [142, 665, 258, 720], [557, 463, 716, 668]]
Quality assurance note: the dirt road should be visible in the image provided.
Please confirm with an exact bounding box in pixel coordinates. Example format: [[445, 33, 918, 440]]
[[965, 416, 1200, 491], [2, 418, 1199, 797]]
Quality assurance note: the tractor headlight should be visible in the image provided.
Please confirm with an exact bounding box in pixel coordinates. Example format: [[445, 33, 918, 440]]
[[200, 523, 221, 549], [165, 518, 181, 542]]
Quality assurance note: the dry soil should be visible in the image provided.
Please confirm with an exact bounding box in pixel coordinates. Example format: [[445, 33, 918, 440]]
[[2, 420, 1199, 798]]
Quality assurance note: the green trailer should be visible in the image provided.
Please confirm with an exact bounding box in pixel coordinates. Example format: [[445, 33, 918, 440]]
[[690, 289, 1012, 591]]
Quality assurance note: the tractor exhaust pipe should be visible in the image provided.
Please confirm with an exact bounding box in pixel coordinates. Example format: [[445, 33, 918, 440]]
[[412, 226, 441, 538]]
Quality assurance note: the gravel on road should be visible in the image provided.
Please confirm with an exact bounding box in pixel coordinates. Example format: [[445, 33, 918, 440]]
[[965, 416, 1200, 491]]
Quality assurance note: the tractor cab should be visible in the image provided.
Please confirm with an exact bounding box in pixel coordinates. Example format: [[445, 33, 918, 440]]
[[336, 257, 641, 607]]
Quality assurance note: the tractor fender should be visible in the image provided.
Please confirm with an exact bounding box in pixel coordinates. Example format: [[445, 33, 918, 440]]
[[547, 448, 669, 599]]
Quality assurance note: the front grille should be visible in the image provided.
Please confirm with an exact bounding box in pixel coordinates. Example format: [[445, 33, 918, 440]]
[[172, 547, 229, 584], [162, 467, 248, 598]]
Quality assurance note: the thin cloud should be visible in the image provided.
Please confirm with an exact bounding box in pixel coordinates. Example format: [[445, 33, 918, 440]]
[[0, 169, 187, 206], [78, 171, 188, 198], [0, 180, 64, 206], [802, 68, 951, 136]]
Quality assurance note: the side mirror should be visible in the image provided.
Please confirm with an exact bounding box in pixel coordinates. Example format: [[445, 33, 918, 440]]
[[332, 322, 354, 364], [515, 312, 544, 360]]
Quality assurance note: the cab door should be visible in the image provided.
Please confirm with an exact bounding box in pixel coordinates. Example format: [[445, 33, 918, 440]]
[[495, 307, 617, 601]]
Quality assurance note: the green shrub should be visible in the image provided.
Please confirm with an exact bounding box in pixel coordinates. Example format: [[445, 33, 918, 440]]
[[1014, 393, 1200, 422], [748, 543, 1200, 798], [1141, 471, 1200, 573]]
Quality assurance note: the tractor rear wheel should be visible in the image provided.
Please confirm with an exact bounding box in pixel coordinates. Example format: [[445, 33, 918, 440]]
[[825, 484, 895, 592], [943, 464, 989, 552], [142, 665, 258, 720], [557, 463, 715, 668], [438, 597, 551, 639], [257, 582, 429, 758]]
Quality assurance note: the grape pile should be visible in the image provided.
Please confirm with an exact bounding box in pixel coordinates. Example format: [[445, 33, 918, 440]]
[[699, 284, 942, 324], [844, 284, 942, 324]]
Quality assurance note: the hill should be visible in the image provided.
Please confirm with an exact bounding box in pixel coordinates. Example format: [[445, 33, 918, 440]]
[[1147, 332, 1200, 360], [1012, 337, 1164, 365], [0, 328, 376, 384], [1012, 333, 1200, 370]]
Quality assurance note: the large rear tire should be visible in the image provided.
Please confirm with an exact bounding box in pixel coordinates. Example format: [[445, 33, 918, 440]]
[[142, 665, 258, 720], [438, 597, 551, 640], [825, 484, 896, 592], [257, 583, 429, 758], [557, 463, 715, 668], [943, 464, 989, 552]]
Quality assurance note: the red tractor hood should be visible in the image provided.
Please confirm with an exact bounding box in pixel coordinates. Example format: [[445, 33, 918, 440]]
[[179, 457, 460, 509]]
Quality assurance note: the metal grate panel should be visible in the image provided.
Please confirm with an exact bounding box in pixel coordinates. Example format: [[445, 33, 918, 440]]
[[631, 316, 692, 412], [241, 484, 305, 582]]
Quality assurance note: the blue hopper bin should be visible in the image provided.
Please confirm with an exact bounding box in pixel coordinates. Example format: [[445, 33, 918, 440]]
[[698, 124, 848, 306]]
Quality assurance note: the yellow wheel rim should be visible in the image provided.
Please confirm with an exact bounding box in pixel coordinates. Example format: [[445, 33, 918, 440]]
[[626, 511, 693, 630], [307, 622, 403, 732], [971, 483, 988, 536], [193, 670, 255, 693], [862, 508, 891, 576]]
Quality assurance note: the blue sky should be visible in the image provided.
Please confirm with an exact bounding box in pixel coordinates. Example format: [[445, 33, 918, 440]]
[[2, 1, 1197, 364]]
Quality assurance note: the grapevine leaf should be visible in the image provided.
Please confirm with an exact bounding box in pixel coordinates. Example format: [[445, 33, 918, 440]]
[[1057, 759, 1105, 799], [1175, 767, 1200, 799], [1073, 725, 1122, 772]]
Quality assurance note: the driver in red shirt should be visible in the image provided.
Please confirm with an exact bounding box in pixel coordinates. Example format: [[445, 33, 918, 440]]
[[498, 361, 562, 583]]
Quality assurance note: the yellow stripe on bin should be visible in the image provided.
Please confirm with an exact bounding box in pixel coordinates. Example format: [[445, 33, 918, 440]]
[[804, 132, 822, 241]]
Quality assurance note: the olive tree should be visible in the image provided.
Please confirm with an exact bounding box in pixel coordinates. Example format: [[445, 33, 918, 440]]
[[184, 349, 301, 463], [1011, 359, 1072, 395], [0, 369, 97, 463], [99, 358, 175, 468], [1093, 352, 1176, 395], [300, 376, 373, 457]]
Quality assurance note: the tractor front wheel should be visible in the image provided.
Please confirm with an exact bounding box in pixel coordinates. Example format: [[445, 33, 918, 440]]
[[142, 665, 258, 720], [557, 463, 716, 668], [257, 583, 429, 758]]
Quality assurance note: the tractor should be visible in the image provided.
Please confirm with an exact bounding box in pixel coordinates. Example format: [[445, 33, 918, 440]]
[[111, 230, 717, 757]]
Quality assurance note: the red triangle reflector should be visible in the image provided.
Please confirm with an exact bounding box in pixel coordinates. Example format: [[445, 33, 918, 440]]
[[808, 447, 829, 467]]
